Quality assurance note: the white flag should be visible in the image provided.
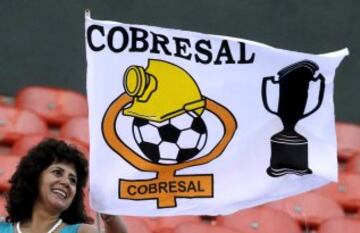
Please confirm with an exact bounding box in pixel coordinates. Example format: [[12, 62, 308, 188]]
[[85, 13, 348, 216]]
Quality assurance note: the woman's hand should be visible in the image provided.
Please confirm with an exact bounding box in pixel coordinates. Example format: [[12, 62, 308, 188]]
[[100, 214, 116, 223], [100, 213, 127, 233]]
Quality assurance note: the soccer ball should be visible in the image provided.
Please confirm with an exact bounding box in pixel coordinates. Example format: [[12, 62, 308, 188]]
[[132, 111, 207, 164]]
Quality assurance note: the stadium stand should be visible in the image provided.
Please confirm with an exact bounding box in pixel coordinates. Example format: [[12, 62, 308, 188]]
[[0, 96, 15, 107], [217, 206, 302, 233], [10, 134, 47, 157], [141, 216, 202, 233], [0, 106, 48, 143], [15, 86, 88, 126], [315, 173, 360, 211], [9, 134, 88, 159], [0, 194, 6, 219], [318, 217, 360, 233], [83, 186, 96, 223], [122, 217, 152, 233], [174, 222, 240, 233], [0, 155, 21, 192], [0, 85, 360, 232], [59, 117, 89, 147], [57, 137, 89, 158], [347, 153, 360, 174], [335, 122, 360, 161], [266, 192, 344, 230]]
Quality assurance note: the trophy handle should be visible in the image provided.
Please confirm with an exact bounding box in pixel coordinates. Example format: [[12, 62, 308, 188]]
[[261, 76, 279, 116], [301, 73, 326, 119]]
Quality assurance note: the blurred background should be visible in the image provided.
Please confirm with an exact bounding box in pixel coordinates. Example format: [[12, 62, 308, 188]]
[[0, 0, 358, 123], [1, 1, 360, 232]]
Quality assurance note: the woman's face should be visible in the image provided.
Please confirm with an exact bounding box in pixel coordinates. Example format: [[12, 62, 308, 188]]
[[37, 162, 78, 213]]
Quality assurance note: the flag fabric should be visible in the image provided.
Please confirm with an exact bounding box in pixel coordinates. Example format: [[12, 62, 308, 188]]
[[85, 13, 349, 216]]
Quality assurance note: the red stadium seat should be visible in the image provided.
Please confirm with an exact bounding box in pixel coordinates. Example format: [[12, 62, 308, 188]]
[[11, 135, 88, 159], [58, 137, 89, 158], [15, 86, 88, 126], [315, 173, 360, 211], [60, 117, 89, 147], [266, 192, 344, 229], [83, 186, 96, 223], [0, 194, 7, 219], [336, 122, 360, 161], [0, 155, 21, 192], [346, 154, 360, 174], [218, 206, 302, 233], [0, 106, 48, 143], [0, 144, 12, 155], [11, 135, 47, 157], [0, 96, 15, 107], [47, 124, 61, 138], [142, 216, 202, 233], [174, 222, 241, 233], [123, 216, 152, 233], [318, 217, 360, 233]]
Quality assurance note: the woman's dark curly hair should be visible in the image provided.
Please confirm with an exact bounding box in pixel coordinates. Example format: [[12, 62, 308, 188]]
[[5, 138, 93, 224]]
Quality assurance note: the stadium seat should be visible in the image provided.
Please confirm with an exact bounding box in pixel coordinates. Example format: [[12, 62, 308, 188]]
[[335, 122, 360, 161], [315, 173, 360, 211], [48, 126, 61, 138], [318, 217, 360, 233], [83, 186, 96, 223], [0, 96, 14, 107], [174, 222, 241, 233], [266, 192, 344, 229], [0, 194, 7, 219], [58, 137, 89, 158], [123, 216, 152, 233], [0, 155, 21, 192], [142, 216, 202, 233], [11, 135, 88, 159], [11, 134, 47, 157], [15, 86, 88, 126], [218, 206, 302, 233], [60, 117, 89, 147], [0, 144, 11, 155], [346, 153, 360, 174], [0, 106, 48, 143]]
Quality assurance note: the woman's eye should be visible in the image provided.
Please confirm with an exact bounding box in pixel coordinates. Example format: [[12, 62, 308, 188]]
[[69, 177, 77, 185], [52, 170, 62, 176]]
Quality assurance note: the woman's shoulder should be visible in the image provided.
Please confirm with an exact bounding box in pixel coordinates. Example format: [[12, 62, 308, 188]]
[[0, 221, 13, 232], [61, 224, 81, 233], [62, 223, 96, 233]]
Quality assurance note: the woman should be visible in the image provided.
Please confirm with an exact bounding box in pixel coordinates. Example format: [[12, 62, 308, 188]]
[[0, 138, 127, 233]]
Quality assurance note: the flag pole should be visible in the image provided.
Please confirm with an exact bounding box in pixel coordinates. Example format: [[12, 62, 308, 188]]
[[85, 9, 91, 18]]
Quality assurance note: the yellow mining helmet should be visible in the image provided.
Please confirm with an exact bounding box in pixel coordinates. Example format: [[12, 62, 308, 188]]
[[123, 59, 205, 122]]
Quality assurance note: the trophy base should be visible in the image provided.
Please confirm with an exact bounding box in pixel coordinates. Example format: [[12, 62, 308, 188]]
[[267, 167, 312, 177], [267, 131, 312, 177]]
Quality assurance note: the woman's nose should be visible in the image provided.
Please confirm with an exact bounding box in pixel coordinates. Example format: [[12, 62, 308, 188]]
[[59, 176, 71, 186]]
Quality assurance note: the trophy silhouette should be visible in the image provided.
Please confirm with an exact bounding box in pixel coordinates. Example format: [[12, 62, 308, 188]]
[[262, 60, 325, 177]]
